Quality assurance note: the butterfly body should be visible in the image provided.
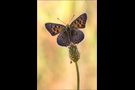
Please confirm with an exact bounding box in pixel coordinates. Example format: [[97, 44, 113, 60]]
[[45, 13, 87, 47], [66, 25, 71, 32]]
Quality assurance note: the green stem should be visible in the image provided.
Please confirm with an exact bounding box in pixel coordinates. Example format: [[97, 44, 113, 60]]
[[75, 61, 79, 90]]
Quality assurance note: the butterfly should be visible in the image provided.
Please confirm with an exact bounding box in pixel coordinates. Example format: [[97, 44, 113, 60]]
[[45, 13, 87, 47]]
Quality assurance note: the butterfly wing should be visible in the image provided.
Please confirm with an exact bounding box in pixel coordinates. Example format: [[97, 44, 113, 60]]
[[70, 29, 84, 44], [70, 13, 87, 29], [57, 31, 71, 47], [45, 23, 66, 36]]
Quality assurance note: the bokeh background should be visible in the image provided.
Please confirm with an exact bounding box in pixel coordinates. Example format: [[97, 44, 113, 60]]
[[37, 0, 97, 89]]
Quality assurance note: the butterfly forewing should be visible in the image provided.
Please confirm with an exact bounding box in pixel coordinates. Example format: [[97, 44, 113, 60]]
[[70, 13, 87, 29], [45, 23, 66, 36]]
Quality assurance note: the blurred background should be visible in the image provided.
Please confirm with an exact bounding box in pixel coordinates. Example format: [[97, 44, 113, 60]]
[[37, 0, 97, 89]]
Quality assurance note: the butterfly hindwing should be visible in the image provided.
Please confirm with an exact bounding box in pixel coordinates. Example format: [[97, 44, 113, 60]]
[[70, 29, 84, 44], [45, 23, 66, 36], [57, 31, 71, 47], [70, 13, 87, 29]]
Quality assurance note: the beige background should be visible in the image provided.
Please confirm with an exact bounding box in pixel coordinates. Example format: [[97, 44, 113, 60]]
[[37, 0, 97, 89]]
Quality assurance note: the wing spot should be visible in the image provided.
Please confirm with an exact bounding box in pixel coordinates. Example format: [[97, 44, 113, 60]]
[[55, 30, 57, 34], [79, 24, 82, 27], [58, 28, 62, 32], [54, 25, 57, 28], [81, 20, 83, 24], [51, 28, 54, 32], [82, 25, 85, 27], [76, 20, 79, 24], [57, 26, 59, 28]]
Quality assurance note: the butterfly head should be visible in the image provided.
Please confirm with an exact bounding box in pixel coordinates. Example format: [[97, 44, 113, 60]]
[[66, 24, 71, 32]]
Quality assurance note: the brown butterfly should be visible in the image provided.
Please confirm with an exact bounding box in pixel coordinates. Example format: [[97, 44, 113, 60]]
[[45, 13, 87, 47]]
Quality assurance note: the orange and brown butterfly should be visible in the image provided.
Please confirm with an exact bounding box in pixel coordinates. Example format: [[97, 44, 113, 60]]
[[45, 13, 87, 47]]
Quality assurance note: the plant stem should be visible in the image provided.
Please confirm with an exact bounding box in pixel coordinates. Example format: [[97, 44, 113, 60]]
[[75, 61, 79, 90]]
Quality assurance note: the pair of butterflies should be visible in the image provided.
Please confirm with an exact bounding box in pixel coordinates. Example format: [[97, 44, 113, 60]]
[[45, 13, 87, 47]]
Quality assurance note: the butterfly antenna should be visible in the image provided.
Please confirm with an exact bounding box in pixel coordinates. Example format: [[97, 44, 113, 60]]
[[69, 14, 75, 24], [57, 18, 66, 25]]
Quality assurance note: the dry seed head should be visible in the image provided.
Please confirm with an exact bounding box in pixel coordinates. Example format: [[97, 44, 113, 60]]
[[68, 43, 80, 62]]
